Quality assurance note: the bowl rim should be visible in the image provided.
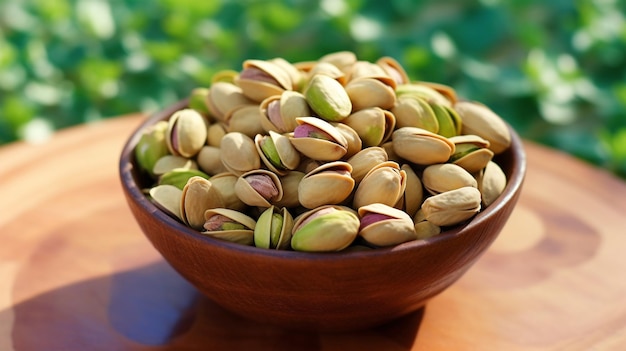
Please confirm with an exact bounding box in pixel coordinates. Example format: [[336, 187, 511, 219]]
[[119, 99, 527, 262]]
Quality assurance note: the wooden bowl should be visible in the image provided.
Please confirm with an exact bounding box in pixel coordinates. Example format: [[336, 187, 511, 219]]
[[119, 100, 526, 332]]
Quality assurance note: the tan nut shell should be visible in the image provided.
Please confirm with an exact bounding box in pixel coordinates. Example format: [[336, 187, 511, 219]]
[[289, 117, 348, 161], [224, 104, 265, 138], [399, 164, 423, 218], [237, 59, 293, 102], [259, 91, 311, 133], [255, 131, 301, 175], [347, 146, 388, 184], [395, 83, 452, 107], [448, 134, 494, 174], [298, 161, 355, 209], [234, 169, 284, 208], [342, 107, 396, 147], [376, 56, 410, 85], [422, 163, 477, 196], [202, 208, 256, 245], [477, 160, 507, 207], [219, 132, 261, 176], [209, 172, 247, 211], [166, 109, 207, 158], [153, 155, 197, 176], [392, 97, 439, 132], [206, 82, 254, 121], [333, 123, 362, 159], [254, 206, 294, 250], [391, 127, 455, 165], [345, 77, 396, 111], [421, 186, 481, 227], [455, 101, 511, 154], [348, 61, 396, 89], [149, 184, 183, 221], [274, 171, 305, 208], [353, 161, 407, 209], [358, 203, 417, 247], [180, 176, 225, 230], [196, 146, 227, 175]]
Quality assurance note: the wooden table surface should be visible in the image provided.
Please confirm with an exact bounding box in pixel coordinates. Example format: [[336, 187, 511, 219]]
[[1, 115, 626, 350]]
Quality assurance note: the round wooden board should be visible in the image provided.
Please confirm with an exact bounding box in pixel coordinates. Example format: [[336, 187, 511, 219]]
[[1, 115, 625, 350]]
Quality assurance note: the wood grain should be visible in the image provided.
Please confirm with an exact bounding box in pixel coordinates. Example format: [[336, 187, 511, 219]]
[[1, 115, 626, 350]]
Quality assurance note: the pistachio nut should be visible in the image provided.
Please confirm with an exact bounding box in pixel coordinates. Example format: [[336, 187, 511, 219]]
[[448, 135, 494, 174], [134, 121, 169, 176], [206, 122, 227, 147], [413, 210, 441, 240], [224, 104, 265, 138], [234, 169, 284, 208], [307, 62, 347, 85], [159, 169, 210, 190], [455, 101, 511, 154], [270, 57, 305, 91], [255, 131, 301, 175], [152, 155, 197, 176], [197, 146, 228, 175], [237, 59, 293, 102], [342, 107, 395, 147], [273, 171, 305, 208], [391, 96, 439, 132], [206, 82, 253, 121], [209, 172, 247, 211], [391, 127, 455, 165], [298, 161, 355, 209], [219, 132, 261, 176], [211, 69, 239, 84], [345, 77, 396, 111], [419, 81, 458, 105], [376, 56, 409, 85], [291, 205, 360, 252], [477, 160, 507, 207], [180, 176, 225, 230], [358, 203, 417, 246], [188, 87, 211, 117], [202, 208, 256, 245], [422, 163, 477, 196], [348, 61, 396, 89], [304, 74, 352, 122], [259, 91, 311, 133], [289, 117, 348, 161], [395, 83, 452, 107], [399, 164, 423, 218], [421, 186, 481, 227], [431, 103, 461, 138], [166, 109, 208, 158], [319, 51, 357, 74], [254, 206, 294, 250], [332, 122, 362, 159], [149, 184, 183, 221], [353, 161, 407, 209], [347, 146, 388, 184]]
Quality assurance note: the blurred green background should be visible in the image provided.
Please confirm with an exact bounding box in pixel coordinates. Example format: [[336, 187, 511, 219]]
[[1, 0, 625, 178]]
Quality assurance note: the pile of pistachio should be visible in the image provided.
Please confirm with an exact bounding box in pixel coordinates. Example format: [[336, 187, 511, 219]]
[[134, 51, 511, 252]]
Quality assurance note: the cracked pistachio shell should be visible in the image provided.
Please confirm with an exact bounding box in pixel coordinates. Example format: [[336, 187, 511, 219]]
[[347, 146, 388, 184], [224, 104, 265, 138], [149, 184, 183, 221], [333, 123, 362, 159], [159, 169, 210, 190], [270, 57, 305, 91], [392, 96, 438, 133], [448, 135, 494, 174], [308, 62, 347, 85], [348, 61, 396, 89], [422, 163, 477, 196], [260, 91, 311, 133], [166, 109, 208, 158], [219, 132, 261, 176], [455, 101, 511, 154], [291, 205, 360, 252], [477, 160, 507, 207], [342, 107, 395, 147], [153, 155, 197, 176], [381, 141, 402, 163], [304, 75, 352, 122], [254, 206, 294, 250], [353, 161, 407, 209], [413, 210, 441, 240], [274, 171, 305, 208], [395, 83, 452, 107], [234, 169, 284, 208], [376, 56, 410, 85], [298, 161, 355, 209], [202, 208, 256, 245], [345, 77, 396, 111], [357, 203, 417, 247], [197, 146, 227, 175], [180, 176, 225, 230], [391, 127, 455, 165], [419, 81, 458, 105], [289, 117, 348, 161], [319, 51, 357, 74], [206, 82, 254, 121], [209, 172, 247, 211], [207, 122, 227, 147], [237, 59, 293, 102], [135, 121, 169, 176], [431, 103, 462, 138], [211, 69, 238, 84], [255, 131, 301, 175], [399, 164, 423, 218], [421, 186, 481, 227]]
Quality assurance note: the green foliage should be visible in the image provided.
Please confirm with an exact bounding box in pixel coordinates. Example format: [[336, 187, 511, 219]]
[[1, 0, 625, 178]]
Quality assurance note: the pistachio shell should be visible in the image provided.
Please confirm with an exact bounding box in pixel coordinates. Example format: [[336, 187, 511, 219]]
[[234, 169, 284, 208], [219, 132, 261, 176], [391, 127, 455, 165], [319, 51, 357, 74], [400, 164, 423, 218], [357, 203, 417, 246], [254, 206, 294, 249], [255, 131, 301, 175], [422, 163, 477, 195], [260, 91, 311, 133], [270, 57, 305, 91], [197, 146, 228, 175], [376, 56, 410, 85], [448, 135, 493, 174], [395, 83, 452, 107], [430, 103, 460, 138], [149, 184, 183, 221], [153, 155, 197, 176], [209, 172, 247, 211], [206, 82, 254, 121], [308, 62, 347, 85], [342, 107, 395, 147], [291, 205, 360, 252], [159, 169, 210, 190], [298, 161, 355, 209], [333, 123, 362, 159], [421, 186, 481, 227], [353, 161, 407, 209], [211, 69, 239, 84], [304, 74, 352, 122], [347, 147, 388, 184], [391, 96, 439, 132], [202, 208, 256, 245], [345, 77, 396, 111], [274, 171, 305, 208], [348, 61, 396, 88], [455, 101, 511, 154], [134, 121, 169, 176], [413, 210, 441, 240], [180, 176, 225, 230], [166, 109, 207, 158], [477, 160, 507, 207], [289, 117, 348, 161], [418, 81, 458, 105], [237, 59, 293, 102], [224, 104, 265, 138], [207, 122, 227, 147]]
